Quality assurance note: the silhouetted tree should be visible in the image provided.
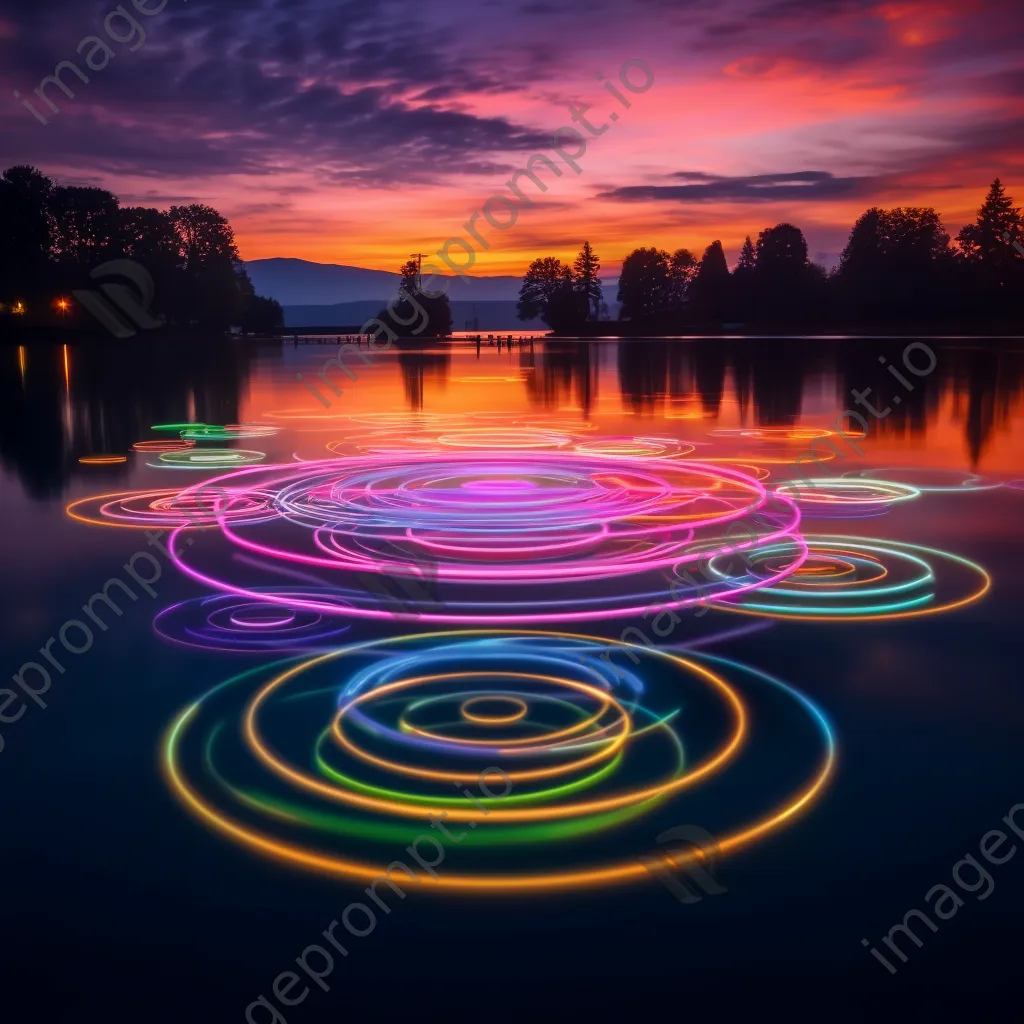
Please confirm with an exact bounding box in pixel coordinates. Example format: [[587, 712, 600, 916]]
[[399, 257, 421, 291], [241, 295, 285, 333], [667, 248, 698, 315], [737, 236, 757, 272], [517, 256, 585, 330], [0, 165, 278, 334], [379, 257, 454, 336], [956, 179, 1023, 312], [733, 235, 757, 320], [957, 179, 1021, 271], [837, 206, 953, 321], [0, 166, 54, 307], [689, 241, 732, 321], [170, 204, 249, 330], [752, 223, 812, 319], [545, 266, 589, 333], [518, 257, 568, 321], [49, 185, 121, 276], [618, 247, 671, 321], [573, 241, 602, 320], [115, 206, 181, 318]]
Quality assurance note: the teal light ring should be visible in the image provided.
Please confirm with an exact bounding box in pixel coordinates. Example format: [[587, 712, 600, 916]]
[[841, 467, 1002, 493], [705, 541, 935, 601]]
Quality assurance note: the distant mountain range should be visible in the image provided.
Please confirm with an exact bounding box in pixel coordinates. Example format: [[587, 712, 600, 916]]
[[247, 257, 529, 304], [245, 257, 620, 329]]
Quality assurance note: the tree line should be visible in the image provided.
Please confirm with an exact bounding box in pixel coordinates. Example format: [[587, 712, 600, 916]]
[[0, 164, 283, 334], [517, 180, 1024, 331]]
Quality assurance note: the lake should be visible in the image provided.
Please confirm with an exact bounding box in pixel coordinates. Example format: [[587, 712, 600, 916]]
[[1, 335, 1023, 1020]]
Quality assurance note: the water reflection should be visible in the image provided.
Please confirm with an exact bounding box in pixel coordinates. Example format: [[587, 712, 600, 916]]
[[397, 347, 451, 411], [3, 337, 1023, 499], [0, 340, 250, 498], [526, 341, 597, 416]]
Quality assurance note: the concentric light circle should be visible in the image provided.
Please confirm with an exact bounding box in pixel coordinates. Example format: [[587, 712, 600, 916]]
[[162, 631, 835, 892], [705, 534, 990, 621]]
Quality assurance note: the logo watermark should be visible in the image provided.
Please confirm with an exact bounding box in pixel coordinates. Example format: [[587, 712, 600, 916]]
[[72, 259, 164, 338]]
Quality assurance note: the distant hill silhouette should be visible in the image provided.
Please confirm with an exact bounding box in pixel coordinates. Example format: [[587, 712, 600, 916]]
[[248, 258, 621, 320]]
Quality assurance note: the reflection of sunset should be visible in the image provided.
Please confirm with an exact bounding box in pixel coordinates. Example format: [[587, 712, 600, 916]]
[[243, 341, 1024, 475]]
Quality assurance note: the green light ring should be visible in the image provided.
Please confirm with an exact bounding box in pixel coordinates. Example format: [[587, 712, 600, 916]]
[[148, 448, 267, 469], [205, 714, 681, 846], [180, 424, 279, 441], [314, 730, 625, 808]]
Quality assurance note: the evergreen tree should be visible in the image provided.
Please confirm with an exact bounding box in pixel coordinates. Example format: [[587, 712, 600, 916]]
[[737, 235, 757, 272], [572, 241, 602, 320], [689, 241, 732, 321], [956, 179, 1022, 293], [732, 235, 758, 320]]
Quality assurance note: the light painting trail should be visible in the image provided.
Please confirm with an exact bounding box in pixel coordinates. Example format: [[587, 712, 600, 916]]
[[161, 631, 836, 893], [841, 467, 1002, 493], [705, 536, 990, 621], [149, 448, 267, 470], [154, 591, 352, 652], [774, 478, 921, 519], [57, 416, 1000, 898], [161, 451, 807, 624]]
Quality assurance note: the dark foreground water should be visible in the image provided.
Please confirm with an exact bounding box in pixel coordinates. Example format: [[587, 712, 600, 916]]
[[1, 336, 1023, 1022]]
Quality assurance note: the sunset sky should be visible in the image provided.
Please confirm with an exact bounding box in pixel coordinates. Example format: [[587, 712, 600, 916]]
[[1, 0, 1023, 274]]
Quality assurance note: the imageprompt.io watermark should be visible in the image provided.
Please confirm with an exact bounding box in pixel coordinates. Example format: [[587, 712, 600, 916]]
[[13, 0, 189, 126], [295, 56, 655, 410]]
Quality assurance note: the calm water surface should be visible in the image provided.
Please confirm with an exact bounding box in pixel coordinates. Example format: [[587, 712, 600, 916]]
[[1, 336, 1023, 1020]]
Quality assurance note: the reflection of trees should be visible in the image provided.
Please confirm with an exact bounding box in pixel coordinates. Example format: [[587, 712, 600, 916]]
[[617, 338, 810, 424], [397, 348, 451, 410], [0, 340, 250, 500], [618, 341, 669, 416], [744, 340, 808, 426], [691, 340, 726, 419], [950, 346, 1024, 469], [524, 342, 596, 417], [836, 341, 1024, 468]]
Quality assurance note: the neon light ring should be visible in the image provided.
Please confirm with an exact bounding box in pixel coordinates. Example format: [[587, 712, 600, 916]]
[[773, 478, 920, 519], [164, 452, 807, 624], [162, 630, 835, 893], [702, 535, 990, 621], [841, 467, 1002, 493]]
